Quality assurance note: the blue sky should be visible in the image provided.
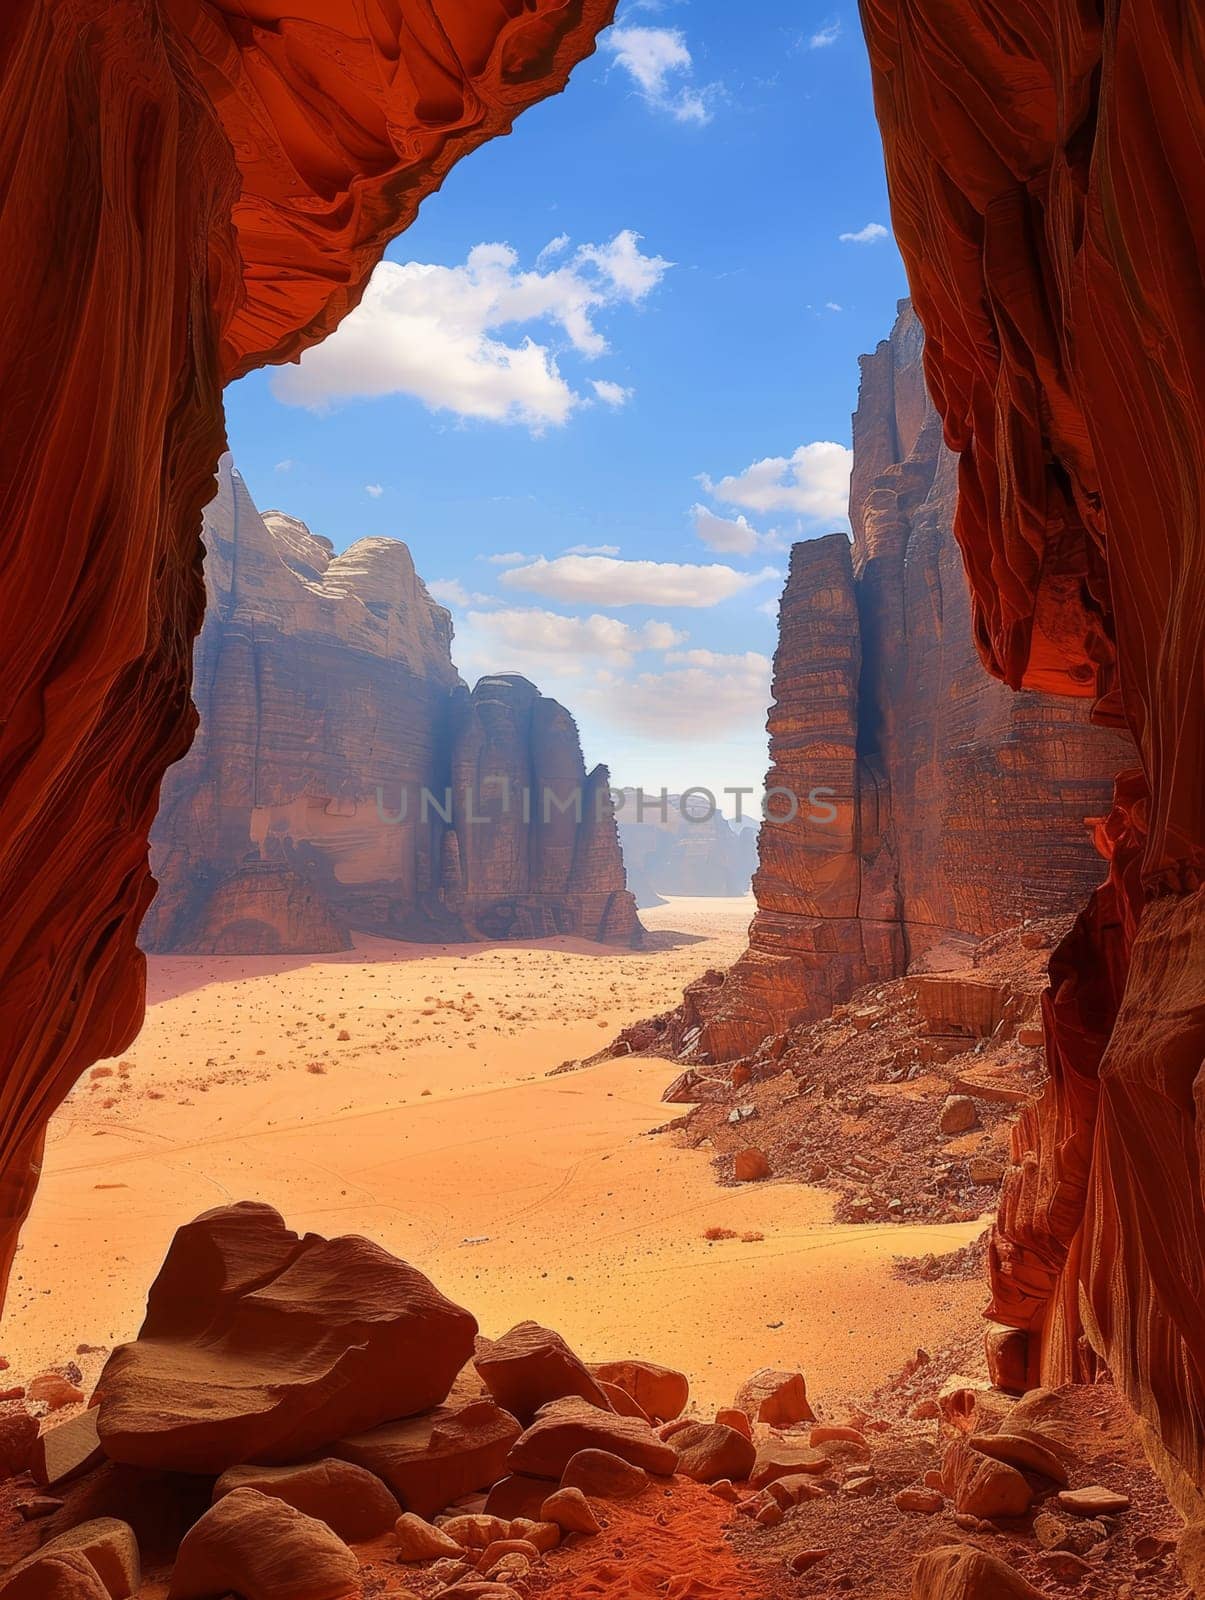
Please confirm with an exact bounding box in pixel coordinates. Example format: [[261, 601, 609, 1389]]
[[224, 2, 908, 805]]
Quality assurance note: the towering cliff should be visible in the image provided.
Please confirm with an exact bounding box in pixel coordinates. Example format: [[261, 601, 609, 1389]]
[[143, 461, 641, 953], [673, 304, 1129, 1060], [858, 0, 1205, 1516]]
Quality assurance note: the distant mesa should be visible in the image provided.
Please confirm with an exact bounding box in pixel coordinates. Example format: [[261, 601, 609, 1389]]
[[615, 789, 757, 908], [141, 459, 642, 955]]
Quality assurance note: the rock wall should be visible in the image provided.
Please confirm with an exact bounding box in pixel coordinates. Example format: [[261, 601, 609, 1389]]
[[616, 791, 757, 907], [676, 303, 1128, 1060], [0, 0, 615, 1301], [143, 460, 641, 953], [858, 0, 1205, 1516]]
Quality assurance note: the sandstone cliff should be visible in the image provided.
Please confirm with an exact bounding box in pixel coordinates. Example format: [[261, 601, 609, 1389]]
[[142, 460, 641, 953], [616, 791, 757, 907], [670, 304, 1130, 1060], [859, 1, 1205, 1515]]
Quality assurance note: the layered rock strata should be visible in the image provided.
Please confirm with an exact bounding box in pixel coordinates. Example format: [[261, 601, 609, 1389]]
[[143, 459, 641, 952], [859, 0, 1205, 1515], [670, 304, 1128, 1060]]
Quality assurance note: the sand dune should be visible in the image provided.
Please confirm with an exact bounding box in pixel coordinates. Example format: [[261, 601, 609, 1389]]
[[5, 898, 984, 1411]]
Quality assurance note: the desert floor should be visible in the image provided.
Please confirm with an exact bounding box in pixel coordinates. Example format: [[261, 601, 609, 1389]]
[[4, 897, 986, 1411]]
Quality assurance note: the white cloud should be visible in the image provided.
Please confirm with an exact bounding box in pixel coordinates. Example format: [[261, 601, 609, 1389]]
[[536, 233, 570, 266], [274, 458, 295, 473], [563, 543, 621, 556], [702, 440, 852, 521], [365, 483, 384, 498], [602, 25, 719, 124], [499, 554, 779, 608], [427, 577, 497, 609], [606, 650, 772, 739], [482, 551, 530, 567], [270, 232, 670, 431], [592, 379, 633, 407], [691, 504, 766, 556], [809, 21, 841, 47], [839, 222, 890, 244], [826, 301, 843, 312], [456, 606, 687, 681]]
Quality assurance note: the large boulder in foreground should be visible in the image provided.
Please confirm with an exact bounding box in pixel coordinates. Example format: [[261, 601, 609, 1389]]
[[508, 1398, 679, 1481], [213, 1458, 400, 1540], [335, 1398, 522, 1518], [168, 1488, 358, 1600], [2, 1521, 139, 1600], [97, 1203, 476, 1473], [913, 1546, 1048, 1600], [474, 1322, 611, 1424]]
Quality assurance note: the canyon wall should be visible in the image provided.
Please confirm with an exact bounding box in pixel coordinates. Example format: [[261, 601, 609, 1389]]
[[0, 0, 614, 1299], [858, 0, 1205, 1518], [143, 460, 641, 952], [616, 790, 757, 907], [675, 303, 1129, 1060]]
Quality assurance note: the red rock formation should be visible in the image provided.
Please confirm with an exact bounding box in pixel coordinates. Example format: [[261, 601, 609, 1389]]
[[670, 304, 1127, 1060], [857, 0, 1205, 1514], [143, 460, 640, 950], [616, 789, 758, 907], [0, 0, 616, 1306]]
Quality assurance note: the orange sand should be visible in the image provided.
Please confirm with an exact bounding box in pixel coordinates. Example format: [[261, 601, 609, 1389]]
[[4, 898, 985, 1411]]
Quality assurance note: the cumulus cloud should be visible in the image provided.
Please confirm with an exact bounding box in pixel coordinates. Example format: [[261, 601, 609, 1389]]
[[365, 483, 384, 498], [270, 232, 670, 430], [427, 577, 497, 609], [701, 441, 852, 521], [612, 650, 773, 738], [839, 222, 890, 244], [498, 553, 780, 608], [592, 379, 633, 407], [481, 551, 530, 567], [690, 503, 785, 556], [602, 25, 719, 124], [455, 606, 687, 682]]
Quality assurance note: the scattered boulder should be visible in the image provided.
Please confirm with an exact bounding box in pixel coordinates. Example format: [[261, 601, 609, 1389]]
[[715, 1408, 751, 1439], [438, 1514, 510, 1549], [30, 1374, 85, 1411], [507, 1398, 678, 1480], [734, 1368, 814, 1426], [167, 1487, 359, 1600], [560, 1448, 651, 1500], [733, 1147, 771, 1182], [595, 1381, 649, 1421], [0, 1553, 111, 1600], [473, 1323, 610, 1424], [968, 1431, 1068, 1485], [335, 1398, 521, 1519], [483, 1475, 550, 1521], [896, 1487, 944, 1514], [395, 1512, 465, 1561], [33, 1409, 106, 1489], [98, 1203, 477, 1473], [477, 1537, 540, 1571], [939, 1096, 978, 1135], [591, 1360, 688, 1422], [750, 1439, 829, 1488], [0, 1407, 40, 1478], [765, 1474, 825, 1509], [213, 1458, 400, 1540], [1057, 1485, 1131, 1516], [985, 1325, 1030, 1394], [943, 1440, 1033, 1520], [671, 1422, 755, 1484], [4, 1520, 139, 1600], [539, 1487, 600, 1534], [912, 1546, 1048, 1600]]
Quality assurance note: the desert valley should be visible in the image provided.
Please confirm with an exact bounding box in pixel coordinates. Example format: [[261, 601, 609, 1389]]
[[2, 4, 1204, 1600]]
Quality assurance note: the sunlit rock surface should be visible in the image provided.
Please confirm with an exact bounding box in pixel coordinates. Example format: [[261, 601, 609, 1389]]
[[144, 461, 641, 952], [859, 2, 1205, 1513], [674, 304, 1127, 1060]]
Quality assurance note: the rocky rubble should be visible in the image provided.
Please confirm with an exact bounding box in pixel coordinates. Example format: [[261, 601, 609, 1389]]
[[0, 1204, 1191, 1600]]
